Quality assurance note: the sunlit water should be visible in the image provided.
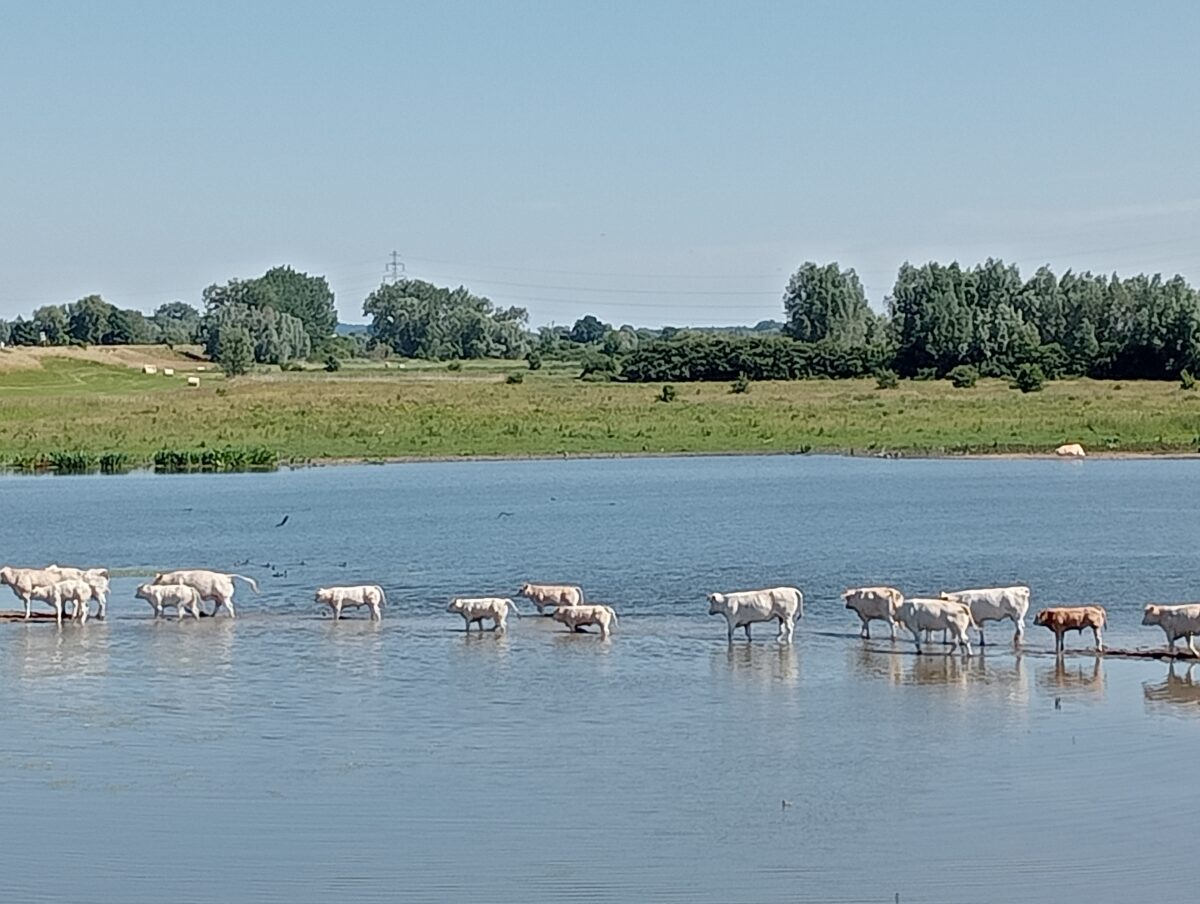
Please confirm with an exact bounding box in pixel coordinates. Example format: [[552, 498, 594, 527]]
[[1, 456, 1198, 903]]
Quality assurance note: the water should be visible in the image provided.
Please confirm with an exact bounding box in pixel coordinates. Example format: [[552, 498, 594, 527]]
[[1, 455, 1198, 903]]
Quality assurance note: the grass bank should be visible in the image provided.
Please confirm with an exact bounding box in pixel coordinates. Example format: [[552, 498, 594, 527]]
[[2, 349, 1200, 470]]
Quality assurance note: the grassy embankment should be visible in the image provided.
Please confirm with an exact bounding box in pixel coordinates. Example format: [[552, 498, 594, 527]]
[[2, 345, 1200, 471]]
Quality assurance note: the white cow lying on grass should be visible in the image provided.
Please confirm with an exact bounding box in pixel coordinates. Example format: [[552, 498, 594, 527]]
[[316, 585, 386, 621], [939, 585, 1030, 645], [29, 579, 96, 625], [708, 587, 804, 644], [551, 604, 618, 639], [154, 570, 258, 618], [1142, 604, 1200, 657], [47, 565, 110, 619], [843, 586, 903, 639], [1, 566, 68, 619], [448, 597, 522, 632], [897, 598, 975, 655], [518, 582, 584, 614], [136, 583, 202, 620]]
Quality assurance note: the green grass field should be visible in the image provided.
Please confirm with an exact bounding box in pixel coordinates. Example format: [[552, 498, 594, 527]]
[[3, 351, 1200, 469]]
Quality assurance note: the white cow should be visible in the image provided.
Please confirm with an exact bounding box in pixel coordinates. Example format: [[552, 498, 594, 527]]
[[1142, 604, 1200, 657], [47, 565, 110, 619], [315, 585, 387, 621], [707, 587, 804, 644], [136, 583, 202, 620], [518, 582, 585, 614], [448, 597, 521, 632], [897, 598, 975, 656], [153, 570, 258, 618], [551, 604, 618, 639], [1055, 443, 1086, 458], [1, 566, 67, 619], [939, 586, 1030, 645], [843, 586, 903, 639], [29, 579, 96, 626]]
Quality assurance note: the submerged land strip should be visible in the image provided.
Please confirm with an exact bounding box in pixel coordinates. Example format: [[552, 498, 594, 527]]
[[2, 346, 1200, 472]]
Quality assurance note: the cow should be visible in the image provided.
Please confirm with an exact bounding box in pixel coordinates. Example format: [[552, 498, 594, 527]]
[[939, 586, 1030, 645], [0, 566, 68, 619], [29, 579, 96, 626], [843, 586, 903, 639], [707, 587, 804, 644], [315, 585, 387, 621], [1033, 606, 1107, 653], [1141, 604, 1200, 657], [518, 582, 585, 614], [896, 598, 975, 656], [153, 570, 258, 618], [47, 565, 110, 619], [136, 583, 202, 620], [1055, 443, 1086, 458], [551, 604, 618, 639], [448, 597, 522, 632]]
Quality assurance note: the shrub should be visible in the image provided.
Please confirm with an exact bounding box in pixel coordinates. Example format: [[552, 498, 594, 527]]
[[280, 360, 305, 372], [526, 350, 543, 371], [1011, 363, 1045, 393], [323, 355, 341, 372], [947, 364, 978, 389], [446, 360, 462, 372], [730, 373, 750, 394], [1182, 369, 1196, 390], [874, 368, 899, 389], [579, 349, 617, 379], [505, 371, 524, 384], [658, 384, 677, 403]]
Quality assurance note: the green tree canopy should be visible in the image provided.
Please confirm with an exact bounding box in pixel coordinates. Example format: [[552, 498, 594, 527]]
[[782, 262, 874, 345], [68, 295, 115, 344]]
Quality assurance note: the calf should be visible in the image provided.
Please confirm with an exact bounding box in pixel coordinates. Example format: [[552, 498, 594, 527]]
[[843, 586, 903, 639], [1141, 604, 1200, 657], [518, 582, 585, 614], [1033, 606, 1107, 653], [154, 570, 258, 618], [896, 598, 974, 656], [29, 579, 95, 626], [551, 604, 618, 639], [315, 585, 387, 621], [707, 587, 804, 644], [47, 565, 110, 619], [447, 597, 521, 632], [136, 583, 202, 620]]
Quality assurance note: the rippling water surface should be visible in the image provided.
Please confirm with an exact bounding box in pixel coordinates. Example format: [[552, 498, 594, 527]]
[[2, 456, 1199, 903]]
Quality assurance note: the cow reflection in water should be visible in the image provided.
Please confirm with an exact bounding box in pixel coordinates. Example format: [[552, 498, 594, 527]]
[[716, 643, 798, 686], [1144, 662, 1200, 715], [13, 622, 111, 681], [1036, 655, 1105, 699]]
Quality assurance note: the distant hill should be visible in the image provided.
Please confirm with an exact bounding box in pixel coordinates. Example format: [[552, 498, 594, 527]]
[[335, 322, 371, 336]]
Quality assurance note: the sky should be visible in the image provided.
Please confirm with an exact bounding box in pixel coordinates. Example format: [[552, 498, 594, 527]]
[[3, 0, 1200, 329]]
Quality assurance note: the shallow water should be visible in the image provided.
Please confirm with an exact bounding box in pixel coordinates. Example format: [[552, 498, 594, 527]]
[[1, 456, 1198, 903]]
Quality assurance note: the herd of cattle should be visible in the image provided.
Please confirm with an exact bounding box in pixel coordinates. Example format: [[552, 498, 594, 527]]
[[2, 565, 1200, 656]]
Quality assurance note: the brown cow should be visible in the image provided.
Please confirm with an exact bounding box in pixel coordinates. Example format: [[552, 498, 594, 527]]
[[1033, 606, 1107, 653]]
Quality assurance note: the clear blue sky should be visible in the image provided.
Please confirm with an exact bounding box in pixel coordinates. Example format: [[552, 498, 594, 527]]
[[3, 1, 1199, 328]]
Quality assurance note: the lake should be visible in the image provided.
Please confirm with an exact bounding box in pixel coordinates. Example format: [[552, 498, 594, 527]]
[[1, 455, 1197, 903]]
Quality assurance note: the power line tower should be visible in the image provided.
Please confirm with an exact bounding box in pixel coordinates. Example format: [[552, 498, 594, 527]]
[[384, 250, 406, 285]]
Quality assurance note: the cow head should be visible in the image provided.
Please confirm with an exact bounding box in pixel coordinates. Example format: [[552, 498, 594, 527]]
[[518, 582, 531, 596], [707, 592, 726, 614], [447, 598, 465, 613], [1142, 604, 1161, 625], [1033, 609, 1051, 627], [0, 567, 13, 586], [314, 588, 332, 604], [134, 583, 152, 601]]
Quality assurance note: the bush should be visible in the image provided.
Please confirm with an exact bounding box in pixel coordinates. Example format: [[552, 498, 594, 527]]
[[579, 349, 618, 379], [280, 359, 305, 372], [947, 364, 978, 389], [526, 350, 542, 371], [658, 384, 677, 403], [505, 371, 524, 384], [323, 355, 341, 372], [1011, 363, 1045, 393], [1182, 369, 1196, 390], [446, 360, 462, 372], [875, 368, 899, 389], [730, 373, 750, 394]]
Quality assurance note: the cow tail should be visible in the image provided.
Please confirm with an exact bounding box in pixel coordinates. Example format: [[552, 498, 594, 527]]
[[610, 608, 619, 626], [231, 574, 260, 593], [377, 586, 388, 608]]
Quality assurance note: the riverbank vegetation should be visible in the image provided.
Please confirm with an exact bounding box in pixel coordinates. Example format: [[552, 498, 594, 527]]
[[2, 349, 1200, 472]]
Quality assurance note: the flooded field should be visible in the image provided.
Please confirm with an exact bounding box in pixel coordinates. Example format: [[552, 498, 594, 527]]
[[1, 456, 1197, 903]]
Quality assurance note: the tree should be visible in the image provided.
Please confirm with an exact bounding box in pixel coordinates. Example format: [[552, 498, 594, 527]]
[[256, 266, 337, 342], [32, 305, 69, 345], [569, 314, 609, 345], [104, 308, 154, 345], [68, 295, 114, 344], [215, 325, 253, 376], [153, 301, 202, 344], [783, 262, 873, 345], [0, 319, 10, 345], [363, 279, 528, 360], [8, 318, 39, 345], [200, 303, 310, 365]]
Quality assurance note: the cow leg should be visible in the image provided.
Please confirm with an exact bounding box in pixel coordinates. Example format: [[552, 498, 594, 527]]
[[97, 592, 107, 619], [887, 618, 896, 641], [861, 619, 870, 639], [78, 600, 89, 625], [744, 623, 752, 642], [23, 595, 31, 620], [726, 621, 734, 644], [1013, 616, 1024, 644], [333, 602, 342, 621], [1095, 627, 1105, 653], [910, 628, 923, 655], [978, 625, 986, 647]]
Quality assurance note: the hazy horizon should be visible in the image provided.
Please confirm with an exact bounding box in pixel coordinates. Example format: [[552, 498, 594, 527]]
[[4, 1, 1199, 329]]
